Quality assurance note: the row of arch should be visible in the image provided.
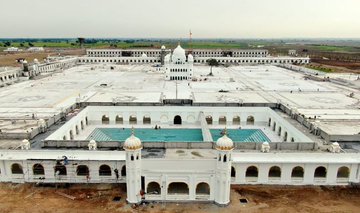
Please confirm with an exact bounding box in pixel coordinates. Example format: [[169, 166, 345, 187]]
[[11, 163, 126, 177], [268, 118, 294, 142], [146, 181, 210, 196], [64, 117, 89, 140], [231, 166, 350, 180], [206, 115, 254, 125], [194, 59, 309, 64], [80, 58, 161, 64]]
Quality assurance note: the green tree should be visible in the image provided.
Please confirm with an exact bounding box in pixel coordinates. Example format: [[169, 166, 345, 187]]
[[77, 38, 85, 48], [207, 58, 219, 76]]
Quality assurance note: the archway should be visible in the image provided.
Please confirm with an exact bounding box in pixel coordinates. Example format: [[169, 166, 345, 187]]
[[196, 182, 210, 195], [219, 116, 227, 125], [291, 166, 304, 178], [174, 115, 182, 125], [129, 115, 137, 125], [168, 182, 189, 194], [69, 130, 74, 140], [54, 165, 67, 176], [246, 166, 258, 178], [278, 126, 282, 136], [273, 122, 277, 131], [337, 166, 350, 178], [121, 165, 126, 176], [233, 116, 240, 125], [314, 166, 327, 178], [76, 165, 89, 176], [246, 116, 254, 125], [33, 164, 45, 175], [115, 115, 123, 124], [231, 167, 236, 178], [147, 182, 161, 194], [102, 115, 109, 124], [75, 125, 79, 135], [11, 163, 23, 174], [80, 121, 84, 130], [268, 118, 271, 127], [284, 132, 288, 142], [206, 116, 213, 125], [99, 164, 112, 176], [268, 166, 281, 178], [143, 116, 151, 125]]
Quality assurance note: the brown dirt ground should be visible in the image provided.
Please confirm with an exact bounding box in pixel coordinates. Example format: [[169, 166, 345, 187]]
[[0, 183, 359, 213], [0, 49, 85, 67], [310, 59, 360, 74]]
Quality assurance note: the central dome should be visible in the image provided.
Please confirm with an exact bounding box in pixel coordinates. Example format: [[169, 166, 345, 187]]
[[172, 44, 186, 62]]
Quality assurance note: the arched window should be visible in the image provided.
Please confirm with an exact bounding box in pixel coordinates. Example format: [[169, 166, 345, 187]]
[[291, 166, 304, 178], [206, 116, 213, 125], [102, 115, 109, 124], [246, 166, 258, 178], [278, 126, 282, 136], [99, 165, 112, 176], [75, 125, 79, 135], [33, 164, 45, 175], [11, 163, 23, 174], [219, 116, 227, 125], [168, 182, 189, 194], [337, 166, 350, 178], [233, 116, 240, 125], [196, 182, 210, 195], [246, 116, 255, 125], [174, 115, 182, 125], [143, 116, 151, 125], [231, 167, 236, 177], [55, 165, 67, 176], [268, 118, 272, 127], [115, 115, 123, 124], [283, 132, 288, 142], [69, 130, 74, 140], [147, 182, 161, 194], [314, 166, 327, 178], [76, 165, 89, 176], [129, 115, 137, 124], [268, 166, 281, 178], [272, 122, 277, 131], [85, 117, 88, 125], [121, 165, 126, 176], [223, 154, 227, 162], [80, 121, 84, 130]]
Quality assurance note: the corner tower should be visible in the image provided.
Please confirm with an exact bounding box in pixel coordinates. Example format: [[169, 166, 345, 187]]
[[123, 129, 142, 204]]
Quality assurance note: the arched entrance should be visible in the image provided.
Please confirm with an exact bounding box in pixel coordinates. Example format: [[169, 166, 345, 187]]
[[246, 116, 254, 125], [147, 182, 161, 195], [99, 164, 112, 176], [291, 166, 304, 178], [233, 116, 240, 125], [206, 116, 213, 125], [196, 182, 210, 196], [246, 166, 258, 181], [337, 166, 350, 179], [268, 166, 281, 178], [168, 182, 189, 194], [314, 166, 327, 178], [174, 115, 182, 125], [33, 164, 45, 175]]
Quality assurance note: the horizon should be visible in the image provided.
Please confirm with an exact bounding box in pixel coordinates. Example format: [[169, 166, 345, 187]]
[[1, 0, 359, 38]]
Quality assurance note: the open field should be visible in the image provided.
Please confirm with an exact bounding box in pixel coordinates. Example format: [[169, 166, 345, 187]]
[[0, 49, 85, 67], [0, 183, 359, 213]]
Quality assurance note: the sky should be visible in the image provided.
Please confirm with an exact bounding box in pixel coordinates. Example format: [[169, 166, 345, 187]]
[[0, 0, 359, 38]]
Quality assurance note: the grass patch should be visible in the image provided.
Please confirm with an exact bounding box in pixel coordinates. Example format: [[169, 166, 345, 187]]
[[306, 65, 334, 73]]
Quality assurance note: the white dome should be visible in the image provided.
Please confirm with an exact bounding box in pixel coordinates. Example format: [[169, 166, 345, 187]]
[[172, 44, 186, 62], [188, 54, 194, 62], [34, 58, 39, 63], [89, 139, 97, 145], [22, 139, 29, 144], [23, 60, 28, 64], [141, 53, 147, 58], [161, 45, 166, 50], [216, 133, 234, 150], [124, 131, 142, 150]]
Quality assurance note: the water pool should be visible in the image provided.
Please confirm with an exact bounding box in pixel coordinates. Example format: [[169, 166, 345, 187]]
[[210, 129, 270, 142], [87, 128, 203, 142]]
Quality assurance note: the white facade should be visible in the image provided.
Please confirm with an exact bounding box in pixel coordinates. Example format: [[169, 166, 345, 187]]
[[164, 45, 194, 81], [0, 68, 20, 87]]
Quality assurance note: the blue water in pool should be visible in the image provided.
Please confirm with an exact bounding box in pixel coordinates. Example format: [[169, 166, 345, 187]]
[[87, 128, 203, 142], [87, 128, 270, 142], [210, 129, 270, 142]]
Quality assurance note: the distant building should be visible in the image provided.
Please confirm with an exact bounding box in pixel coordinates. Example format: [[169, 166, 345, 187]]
[[3, 47, 22, 53], [28, 47, 44, 52], [164, 44, 193, 81], [289, 49, 297, 56]]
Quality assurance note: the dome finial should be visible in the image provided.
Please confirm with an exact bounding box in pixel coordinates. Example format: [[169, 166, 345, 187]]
[[224, 126, 227, 136]]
